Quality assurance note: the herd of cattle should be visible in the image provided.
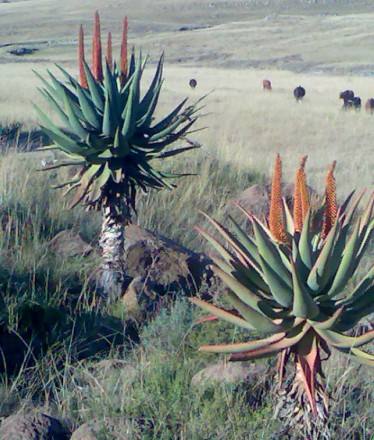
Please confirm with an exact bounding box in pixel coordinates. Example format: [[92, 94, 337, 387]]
[[189, 78, 374, 112], [262, 79, 374, 112]]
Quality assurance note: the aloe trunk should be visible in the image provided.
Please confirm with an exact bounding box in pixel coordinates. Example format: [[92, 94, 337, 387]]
[[98, 195, 131, 302]]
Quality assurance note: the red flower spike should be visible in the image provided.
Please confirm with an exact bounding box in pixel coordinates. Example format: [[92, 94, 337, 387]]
[[106, 32, 113, 71], [78, 25, 88, 89], [92, 11, 103, 83], [120, 16, 128, 88]]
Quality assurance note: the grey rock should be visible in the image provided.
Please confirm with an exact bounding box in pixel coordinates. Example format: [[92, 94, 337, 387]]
[[191, 361, 268, 388], [0, 411, 69, 440], [71, 417, 150, 440], [48, 230, 93, 258]]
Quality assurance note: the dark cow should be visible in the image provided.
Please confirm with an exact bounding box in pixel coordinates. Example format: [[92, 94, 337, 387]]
[[340, 90, 355, 109], [365, 98, 374, 113], [294, 86, 306, 101], [346, 96, 361, 111], [189, 79, 197, 89], [262, 79, 272, 91]]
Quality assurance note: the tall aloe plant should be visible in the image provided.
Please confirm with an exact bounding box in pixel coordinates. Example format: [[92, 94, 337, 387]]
[[34, 12, 202, 302], [191, 155, 373, 438]]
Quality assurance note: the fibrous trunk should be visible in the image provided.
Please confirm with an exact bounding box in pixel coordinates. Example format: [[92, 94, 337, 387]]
[[273, 360, 329, 439], [98, 196, 131, 304]]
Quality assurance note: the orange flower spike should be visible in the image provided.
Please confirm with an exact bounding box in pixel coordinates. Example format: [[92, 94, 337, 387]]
[[78, 25, 88, 89], [293, 155, 309, 232], [322, 160, 337, 238], [106, 32, 113, 71], [269, 154, 287, 243], [92, 11, 103, 83], [120, 16, 128, 88]]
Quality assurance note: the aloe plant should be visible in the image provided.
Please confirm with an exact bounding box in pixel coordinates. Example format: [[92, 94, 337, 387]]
[[191, 155, 373, 438], [34, 12, 202, 302]]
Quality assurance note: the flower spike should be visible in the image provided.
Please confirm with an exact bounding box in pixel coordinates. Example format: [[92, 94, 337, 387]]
[[269, 154, 287, 243], [120, 16, 128, 88], [322, 161, 337, 238], [78, 25, 88, 89], [106, 32, 113, 71], [293, 155, 310, 232], [92, 10, 103, 83]]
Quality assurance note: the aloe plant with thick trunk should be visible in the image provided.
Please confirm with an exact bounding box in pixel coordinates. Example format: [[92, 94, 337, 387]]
[[191, 155, 373, 438], [34, 12, 202, 302]]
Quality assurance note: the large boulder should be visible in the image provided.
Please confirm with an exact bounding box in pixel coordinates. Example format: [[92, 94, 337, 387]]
[[0, 411, 69, 440], [121, 225, 216, 314]]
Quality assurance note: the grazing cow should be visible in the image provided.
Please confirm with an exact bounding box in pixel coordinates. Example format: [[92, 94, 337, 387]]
[[345, 96, 361, 111], [189, 78, 197, 89], [365, 98, 374, 113], [294, 86, 306, 101], [262, 79, 272, 91], [340, 90, 355, 109]]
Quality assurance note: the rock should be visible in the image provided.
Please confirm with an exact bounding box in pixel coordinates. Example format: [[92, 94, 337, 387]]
[[191, 361, 268, 388], [71, 417, 151, 440], [0, 411, 69, 440], [121, 225, 214, 305], [234, 184, 270, 219], [48, 230, 93, 258]]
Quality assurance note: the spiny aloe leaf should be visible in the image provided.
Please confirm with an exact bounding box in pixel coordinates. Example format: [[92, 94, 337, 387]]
[[37, 88, 71, 128], [228, 215, 262, 267], [340, 266, 374, 305], [62, 90, 88, 139], [199, 333, 286, 354], [308, 307, 343, 330], [89, 162, 112, 202], [292, 261, 320, 319], [251, 215, 292, 289], [212, 266, 274, 318], [298, 209, 313, 269], [195, 226, 235, 263], [315, 328, 374, 349], [282, 197, 295, 236], [326, 220, 361, 298], [148, 98, 188, 135], [189, 298, 256, 331], [258, 256, 293, 308], [83, 61, 104, 112], [75, 85, 101, 130], [224, 289, 286, 334], [333, 346, 374, 367], [307, 215, 341, 292], [229, 322, 310, 361]]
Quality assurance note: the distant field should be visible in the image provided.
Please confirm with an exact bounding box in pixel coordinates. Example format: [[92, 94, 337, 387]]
[[0, 0, 373, 194]]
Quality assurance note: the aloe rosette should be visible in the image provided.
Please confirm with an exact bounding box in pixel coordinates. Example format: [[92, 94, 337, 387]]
[[191, 155, 373, 436], [33, 12, 202, 302]]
